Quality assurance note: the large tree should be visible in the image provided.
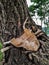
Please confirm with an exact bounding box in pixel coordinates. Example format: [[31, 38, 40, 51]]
[[0, 0, 49, 65]]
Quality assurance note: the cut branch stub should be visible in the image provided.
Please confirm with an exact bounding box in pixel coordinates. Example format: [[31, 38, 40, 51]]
[[10, 28, 40, 51]]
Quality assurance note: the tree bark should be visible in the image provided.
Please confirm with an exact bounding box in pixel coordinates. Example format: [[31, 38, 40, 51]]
[[0, 0, 49, 65]]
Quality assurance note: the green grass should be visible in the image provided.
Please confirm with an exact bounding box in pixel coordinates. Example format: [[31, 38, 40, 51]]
[[0, 51, 3, 61], [0, 42, 3, 49], [0, 42, 3, 61]]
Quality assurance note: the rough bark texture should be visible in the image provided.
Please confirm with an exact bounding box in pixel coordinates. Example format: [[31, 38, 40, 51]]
[[0, 0, 49, 65]]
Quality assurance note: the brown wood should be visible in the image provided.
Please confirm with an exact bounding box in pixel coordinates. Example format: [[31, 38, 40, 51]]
[[11, 28, 40, 51]]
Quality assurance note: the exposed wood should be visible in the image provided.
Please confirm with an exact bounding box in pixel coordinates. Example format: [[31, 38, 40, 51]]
[[10, 28, 40, 51]]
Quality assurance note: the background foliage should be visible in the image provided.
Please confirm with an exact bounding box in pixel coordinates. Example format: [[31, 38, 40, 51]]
[[29, 0, 49, 36]]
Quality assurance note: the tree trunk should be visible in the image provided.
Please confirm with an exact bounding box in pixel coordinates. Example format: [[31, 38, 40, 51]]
[[0, 0, 49, 65]]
